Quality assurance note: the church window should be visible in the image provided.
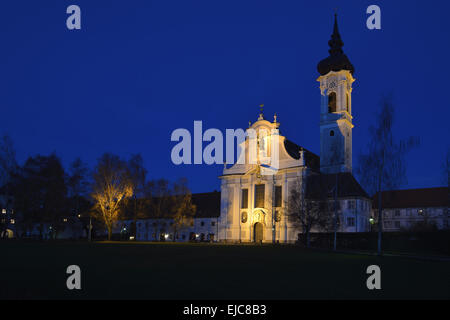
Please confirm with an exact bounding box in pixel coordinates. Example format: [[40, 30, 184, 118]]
[[346, 93, 349, 112], [347, 217, 355, 227], [348, 200, 355, 209], [274, 186, 282, 207], [255, 184, 265, 208], [330, 130, 334, 136], [200, 221, 205, 226], [328, 92, 336, 113], [241, 189, 248, 209]]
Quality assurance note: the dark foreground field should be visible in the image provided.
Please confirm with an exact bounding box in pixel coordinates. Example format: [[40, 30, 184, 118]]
[[1, 241, 449, 299]]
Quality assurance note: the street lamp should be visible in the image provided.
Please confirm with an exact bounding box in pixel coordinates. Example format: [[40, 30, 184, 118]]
[[369, 217, 375, 232], [78, 213, 92, 241]]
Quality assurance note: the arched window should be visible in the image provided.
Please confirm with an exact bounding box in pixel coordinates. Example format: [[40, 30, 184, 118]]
[[330, 130, 334, 136], [346, 93, 349, 113], [328, 92, 336, 113]]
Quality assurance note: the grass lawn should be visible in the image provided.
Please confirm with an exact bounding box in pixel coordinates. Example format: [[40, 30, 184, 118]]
[[1, 241, 449, 299]]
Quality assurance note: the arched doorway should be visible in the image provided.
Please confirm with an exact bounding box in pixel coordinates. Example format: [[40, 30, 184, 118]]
[[254, 222, 263, 243]]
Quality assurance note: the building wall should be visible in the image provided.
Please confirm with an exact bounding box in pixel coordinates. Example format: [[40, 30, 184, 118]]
[[115, 217, 219, 242], [337, 198, 372, 232], [218, 169, 372, 243], [218, 167, 306, 243], [374, 206, 450, 231]]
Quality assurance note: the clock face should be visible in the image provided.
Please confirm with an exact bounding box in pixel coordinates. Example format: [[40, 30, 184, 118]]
[[329, 81, 336, 89]]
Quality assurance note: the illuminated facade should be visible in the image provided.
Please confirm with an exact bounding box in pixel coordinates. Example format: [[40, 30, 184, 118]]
[[217, 14, 371, 243], [217, 111, 320, 243]]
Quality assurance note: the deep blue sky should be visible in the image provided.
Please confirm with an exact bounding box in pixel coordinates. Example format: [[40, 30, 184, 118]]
[[0, 0, 449, 193]]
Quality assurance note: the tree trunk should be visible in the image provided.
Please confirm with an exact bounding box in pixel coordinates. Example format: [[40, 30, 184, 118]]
[[107, 225, 112, 241], [377, 151, 385, 256], [377, 192, 382, 255], [306, 230, 310, 248]]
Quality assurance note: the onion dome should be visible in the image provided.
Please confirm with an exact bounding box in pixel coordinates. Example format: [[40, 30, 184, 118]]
[[317, 14, 354, 76]]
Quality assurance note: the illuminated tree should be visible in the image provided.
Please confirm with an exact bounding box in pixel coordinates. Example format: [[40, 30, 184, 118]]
[[91, 153, 133, 240]]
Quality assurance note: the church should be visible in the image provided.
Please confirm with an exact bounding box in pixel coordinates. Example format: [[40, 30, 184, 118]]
[[114, 14, 372, 243], [216, 14, 372, 243]]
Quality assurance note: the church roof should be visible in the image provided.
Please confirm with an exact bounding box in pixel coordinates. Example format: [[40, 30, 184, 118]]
[[306, 172, 370, 200], [191, 191, 221, 218], [317, 14, 354, 76], [284, 139, 320, 171], [372, 187, 449, 209]]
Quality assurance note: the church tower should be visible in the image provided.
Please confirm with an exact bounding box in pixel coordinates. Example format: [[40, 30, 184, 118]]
[[317, 14, 355, 174]]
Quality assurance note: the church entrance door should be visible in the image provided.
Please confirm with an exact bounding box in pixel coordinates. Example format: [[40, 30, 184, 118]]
[[254, 222, 263, 243]]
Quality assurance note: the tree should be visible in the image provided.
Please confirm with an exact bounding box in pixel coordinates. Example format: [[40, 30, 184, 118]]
[[10, 154, 68, 239], [0, 134, 17, 188], [67, 158, 91, 238], [126, 154, 148, 238], [91, 153, 133, 240], [170, 178, 196, 242], [356, 95, 418, 255], [0, 134, 17, 238], [148, 178, 171, 240], [287, 175, 331, 248], [442, 148, 450, 188]]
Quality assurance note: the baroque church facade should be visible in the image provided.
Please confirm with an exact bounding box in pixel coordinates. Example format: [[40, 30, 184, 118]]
[[217, 14, 371, 243]]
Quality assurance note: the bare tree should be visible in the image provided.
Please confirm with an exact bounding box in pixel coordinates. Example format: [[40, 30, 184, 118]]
[[287, 176, 331, 248], [91, 153, 133, 240], [443, 148, 450, 188], [170, 178, 196, 242], [149, 179, 171, 240], [356, 95, 418, 255], [0, 134, 17, 188], [127, 154, 148, 238]]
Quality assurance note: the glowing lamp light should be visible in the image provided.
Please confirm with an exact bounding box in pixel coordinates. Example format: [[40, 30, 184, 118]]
[[369, 218, 374, 225], [164, 234, 169, 239], [129, 236, 135, 240]]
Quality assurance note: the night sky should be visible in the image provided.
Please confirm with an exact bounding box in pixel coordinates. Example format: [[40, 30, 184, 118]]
[[0, 0, 449, 193]]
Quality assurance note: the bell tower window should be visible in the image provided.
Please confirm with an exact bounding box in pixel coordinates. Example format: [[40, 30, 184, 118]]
[[346, 93, 349, 113], [328, 92, 336, 113]]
